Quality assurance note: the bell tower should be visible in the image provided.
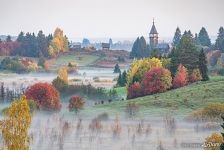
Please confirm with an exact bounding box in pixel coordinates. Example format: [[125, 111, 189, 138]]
[[149, 18, 158, 49]]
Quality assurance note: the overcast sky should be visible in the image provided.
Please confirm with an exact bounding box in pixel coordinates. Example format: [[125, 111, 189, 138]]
[[0, 0, 223, 40]]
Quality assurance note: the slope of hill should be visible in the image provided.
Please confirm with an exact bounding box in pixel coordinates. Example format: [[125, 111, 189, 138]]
[[82, 76, 224, 118]]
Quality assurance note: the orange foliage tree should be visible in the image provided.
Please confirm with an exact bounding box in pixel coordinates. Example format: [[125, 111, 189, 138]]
[[68, 96, 85, 113], [173, 64, 188, 88], [142, 67, 172, 95], [25, 82, 61, 111], [127, 82, 142, 99], [189, 68, 202, 83]]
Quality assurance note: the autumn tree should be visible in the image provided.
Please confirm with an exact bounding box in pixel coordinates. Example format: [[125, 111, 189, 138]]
[[48, 28, 69, 56], [173, 64, 188, 88], [25, 82, 61, 111], [142, 67, 172, 95], [68, 96, 85, 114], [189, 69, 202, 83], [0, 95, 31, 150], [127, 57, 162, 87], [58, 66, 68, 84], [127, 82, 142, 99]]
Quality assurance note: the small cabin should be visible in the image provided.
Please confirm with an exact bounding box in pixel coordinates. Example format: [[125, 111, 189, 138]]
[[102, 43, 110, 50]]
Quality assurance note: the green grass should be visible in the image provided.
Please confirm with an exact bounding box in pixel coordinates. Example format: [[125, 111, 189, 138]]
[[54, 54, 100, 66], [82, 76, 224, 118]]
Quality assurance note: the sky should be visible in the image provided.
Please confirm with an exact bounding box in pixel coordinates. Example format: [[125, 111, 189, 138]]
[[0, 0, 223, 41]]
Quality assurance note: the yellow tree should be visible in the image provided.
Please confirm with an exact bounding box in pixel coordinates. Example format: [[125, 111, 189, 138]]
[[127, 57, 162, 87], [48, 27, 69, 56], [58, 66, 68, 84], [0, 95, 31, 150]]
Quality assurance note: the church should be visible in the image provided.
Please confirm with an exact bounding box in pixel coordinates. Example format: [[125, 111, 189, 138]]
[[149, 19, 170, 56]]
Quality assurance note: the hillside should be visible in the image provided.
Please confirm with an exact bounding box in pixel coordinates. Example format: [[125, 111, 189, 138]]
[[82, 76, 224, 118]]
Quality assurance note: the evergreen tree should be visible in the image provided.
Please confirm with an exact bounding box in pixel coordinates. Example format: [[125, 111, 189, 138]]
[[130, 36, 149, 59], [117, 73, 122, 86], [169, 48, 179, 77], [150, 49, 160, 58], [82, 38, 90, 47], [6, 35, 12, 42], [199, 49, 209, 81], [172, 27, 181, 47], [194, 33, 200, 45], [170, 33, 199, 76], [114, 64, 121, 73], [121, 70, 127, 86], [220, 116, 224, 150], [130, 37, 139, 58], [37, 30, 49, 57], [215, 26, 224, 52], [198, 27, 211, 47]]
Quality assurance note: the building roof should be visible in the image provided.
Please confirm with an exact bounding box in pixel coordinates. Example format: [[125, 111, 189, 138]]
[[156, 43, 169, 49], [150, 20, 158, 34]]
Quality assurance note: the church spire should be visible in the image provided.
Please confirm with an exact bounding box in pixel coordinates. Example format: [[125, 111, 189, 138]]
[[150, 18, 158, 34], [149, 18, 158, 49]]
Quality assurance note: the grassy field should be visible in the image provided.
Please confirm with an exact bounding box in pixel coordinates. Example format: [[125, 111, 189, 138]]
[[82, 76, 224, 118], [54, 54, 101, 66]]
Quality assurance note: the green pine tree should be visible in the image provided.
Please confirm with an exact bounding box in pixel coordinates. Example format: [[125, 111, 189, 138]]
[[172, 27, 181, 47], [121, 70, 127, 86], [117, 73, 122, 86], [198, 27, 211, 47], [215, 26, 224, 52], [114, 64, 121, 73], [199, 49, 209, 81]]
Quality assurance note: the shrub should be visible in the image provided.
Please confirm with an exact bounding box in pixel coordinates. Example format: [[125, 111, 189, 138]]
[[173, 64, 188, 88], [0, 57, 28, 73], [68, 96, 85, 113], [142, 67, 172, 95], [189, 68, 202, 83], [127, 82, 142, 99], [25, 82, 61, 111], [204, 133, 223, 150], [187, 103, 224, 122]]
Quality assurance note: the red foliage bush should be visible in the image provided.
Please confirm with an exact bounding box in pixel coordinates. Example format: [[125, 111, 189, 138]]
[[142, 67, 172, 95], [127, 82, 142, 99], [173, 64, 188, 88], [25, 82, 61, 111], [68, 96, 85, 113]]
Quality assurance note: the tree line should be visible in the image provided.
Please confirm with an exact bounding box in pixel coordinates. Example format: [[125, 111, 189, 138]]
[[130, 26, 224, 59], [0, 27, 69, 57]]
